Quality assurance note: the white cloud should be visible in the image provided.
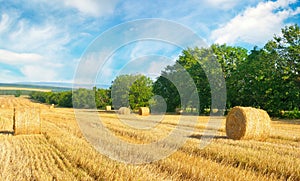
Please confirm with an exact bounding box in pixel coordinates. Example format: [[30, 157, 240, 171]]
[[0, 49, 63, 82], [129, 41, 179, 74], [129, 41, 175, 60], [0, 7, 72, 82], [204, 0, 239, 10], [291, 6, 300, 16], [211, 0, 300, 45], [74, 49, 114, 85], [20, 65, 58, 82], [63, 0, 119, 17], [0, 14, 10, 33], [0, 49, 43, 65], [8, 22, 70, 53], [147, 59, 174, 76]]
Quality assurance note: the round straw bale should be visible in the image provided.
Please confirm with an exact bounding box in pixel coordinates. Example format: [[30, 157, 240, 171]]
[[118, 107, 131, 115], [226, 106, 271, 140], [139, 107, 150, 116], [212, 108, 218, 113], [175, 108, 183, 115], [106, 106, 111, 111], [13, 107, 41, 135]]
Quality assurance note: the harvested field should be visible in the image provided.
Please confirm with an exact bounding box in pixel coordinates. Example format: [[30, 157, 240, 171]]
[[0, 87, 51, 92], [0, 97, 299, 180]]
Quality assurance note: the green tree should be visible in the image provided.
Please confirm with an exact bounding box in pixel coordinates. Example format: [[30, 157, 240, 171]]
[[73, 88, 95, 108], [14, 90, 21, 97], [58, 91, 73, 107], [95, 88, 111, 109], [154, 48, 213, 113], [129, 75, 153, 109], [270, 24, 300, 112], [153, 74, 180, 112], [233, 24, 300, 115], [154, 45, 239, 113], [211, 44, 248, 108], [111, 74, 153, 110]]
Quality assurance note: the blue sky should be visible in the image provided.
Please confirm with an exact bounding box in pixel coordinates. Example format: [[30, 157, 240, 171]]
[[0, 0, 299, 86]]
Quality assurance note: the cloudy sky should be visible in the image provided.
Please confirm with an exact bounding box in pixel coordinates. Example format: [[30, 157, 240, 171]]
[[0, 0, 299, 85]]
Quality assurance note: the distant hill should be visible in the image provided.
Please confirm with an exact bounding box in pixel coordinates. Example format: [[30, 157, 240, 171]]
[[15, 82, 110, 89], [0, 83, 71, 94]]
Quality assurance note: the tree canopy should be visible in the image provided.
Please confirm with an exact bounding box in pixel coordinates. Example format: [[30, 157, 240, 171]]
[[111, 74, 153, 110], [30, 24, 300, 118], [153, 24, 299, 116]]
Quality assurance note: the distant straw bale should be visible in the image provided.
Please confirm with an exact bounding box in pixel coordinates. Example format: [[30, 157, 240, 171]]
[[106, 106, 111, 111], [226, 106, 271, 140], [13, 107, 41, 135], [139, 107, 150, 116], [118, 107, 131, 115], [175, 108, 183, 115]]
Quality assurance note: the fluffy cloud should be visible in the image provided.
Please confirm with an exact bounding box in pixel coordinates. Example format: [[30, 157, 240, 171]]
[[0, 49, 43, 65], [147, 59, 175, 77], [63, 0, 119, 17], [0, 7, 71, 82], [1, 0, 299, 84], [0, 14, 10, 33], [211, 0, 300, 45], [0, 49, 63, 82], [7, 21, 69, 53], [204, 0, 240, 10], [20, 65, 58, 82]]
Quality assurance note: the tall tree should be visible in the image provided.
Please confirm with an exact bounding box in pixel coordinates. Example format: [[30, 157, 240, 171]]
[[233, 24, 300, 115], [154, 45, 245, 113], [111, 74, 153, 110], [211, 44, 248, 108], [95, 88, 111, 109]]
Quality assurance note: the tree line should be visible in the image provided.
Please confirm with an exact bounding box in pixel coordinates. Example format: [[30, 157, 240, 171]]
[[30, 24, 300, 118], [30, 88, 107, 109], [154, 24, 299, 117]]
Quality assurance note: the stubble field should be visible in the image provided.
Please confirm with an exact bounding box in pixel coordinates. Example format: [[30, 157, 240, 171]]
[[0, 97, 299, 180]]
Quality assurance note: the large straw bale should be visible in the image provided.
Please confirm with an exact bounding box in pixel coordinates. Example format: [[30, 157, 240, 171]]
[[139, 107, 150, 116], [118, 107, 131, 115], [13, 107, 41, 135], [0, 108, 14, 132], [226, 106, 271, 140]]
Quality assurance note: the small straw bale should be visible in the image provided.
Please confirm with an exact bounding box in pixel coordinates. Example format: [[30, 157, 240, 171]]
[[212, 108, 218, 113], [139, 107, 150, 116], [13, 107, 41, 135], [106, 106, 111, 111], [226, 106, 271, 140], [175, 108, 183, 115], [118, 107, 131, 115]]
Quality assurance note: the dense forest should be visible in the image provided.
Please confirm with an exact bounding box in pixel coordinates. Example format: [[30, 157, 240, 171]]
[[30, 25, 300, 118]]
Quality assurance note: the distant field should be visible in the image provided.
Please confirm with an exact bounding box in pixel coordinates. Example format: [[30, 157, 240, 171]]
[[0, 83, 71, 95], [0, 97, 299, 180], [0, 87, 51, 92]]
